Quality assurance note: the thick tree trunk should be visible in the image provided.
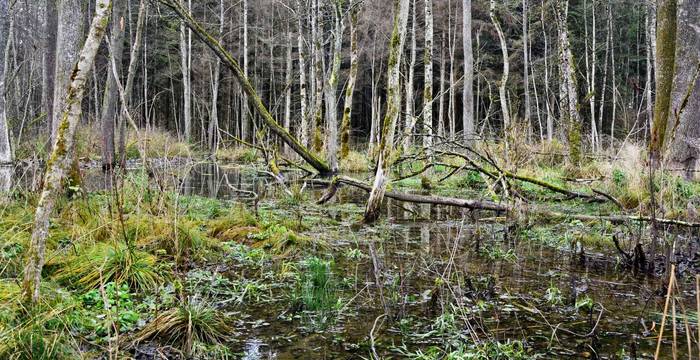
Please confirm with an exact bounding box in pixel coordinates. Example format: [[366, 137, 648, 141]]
[[462, 0, 474, 144], [649, 0, 677, 164], [556, 0, 582, 165], [364, 0, 411, 223], [0, 0, 10, 164], [665, 0, 698, 177], [159, 0, 331, 175], [100, 0, 125, 169], [340, 0, 359, 159], [490, 0, 510, 137], [51, 0, 85, 144], [23, 0, 111, 304], [422, 0, 433, 152], [118, 0, 146, 167]]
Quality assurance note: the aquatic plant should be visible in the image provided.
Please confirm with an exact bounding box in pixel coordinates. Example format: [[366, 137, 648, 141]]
[[53, 243, 163, 291], [133, 299, 232, 357], [297, 257, 339, 313]]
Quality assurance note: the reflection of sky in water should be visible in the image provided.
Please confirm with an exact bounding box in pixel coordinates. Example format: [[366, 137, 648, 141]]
[[241, 338, 275, 360]]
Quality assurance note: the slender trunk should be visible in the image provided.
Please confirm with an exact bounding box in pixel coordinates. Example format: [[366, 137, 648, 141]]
[[209, 0, 224, 156], [23, 0, 111, 304], [401, 0, 417, 152], [241, 0, 249, 142], [340, 0, 359, 159], [311, 0, 324, 153], [609, 5, 616, 148], [100, 0, 125, 169], [0, 0, 9, 164], [325, 0, 344, 172], [644, 2, 654, 136], [438, 34, 446, 139], [283, 29, 292, 155], [119, 0, 146, 167], [462, 0, 474, 144], [490, 0, 510, 137], [364, 0, 411, 223], [598, 2, 610, 149], [180, 0, 192, 142], [423, 0, 434, 152], [522, 0, 530, 137], [42, 0, 58, 143], [297, 0, 309, 148], [542, 0, 553, 141]]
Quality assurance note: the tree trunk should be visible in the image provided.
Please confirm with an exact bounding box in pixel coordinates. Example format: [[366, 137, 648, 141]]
[[118, 0, 146, 167], [541, 0, 553, 141], [422, 0, 434, 152], [364, 0, 411, 223], [0, 0, 9, 164], [297, 0, 309, 148], [282, 29, 292, 155], [209, 0, 224, 156], [556, 0, 582, 165], [311, 0, 324, 153], [649, 0, 677, 165], [180, 0, 192, 142], [598, 2, 611, 149], [100, 0, 125, 169], [241, 0, 249, 142], [42, 0, 58, 146], [401, 0, 417, 152], [159, 0, 332, 175], [51, 0, 85, 144], [521, 0, 530, 139], [438, 34, 445, 139], [461, 0, 474, 144], [665, 0, 698, 177], [340, 0, 359, 159], [490, 0, 510, 137], [324, 0, 344, 172], [23, 0, 111, 304]]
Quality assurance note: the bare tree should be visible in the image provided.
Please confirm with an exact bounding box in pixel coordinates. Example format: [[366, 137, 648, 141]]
[[401, 0, 416, 152], [340, 0, 360, 159], [23, 0, 111, 303], [0, 0, 10, 164], [209, 0, 224, 156], [490, 0, 510, 138], [364, 0, 411, 223], [463, 0, 474, 144], [180, 0, 192, 142], [100, 0, 125, 169], [422, 0, 434, 152]]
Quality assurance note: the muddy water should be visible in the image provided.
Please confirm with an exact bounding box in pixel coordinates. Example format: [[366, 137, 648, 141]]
[[7, 162, 695, 358]]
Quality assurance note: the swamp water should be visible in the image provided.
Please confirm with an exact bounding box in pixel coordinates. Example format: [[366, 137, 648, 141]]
[[4, 162, 697, 359]]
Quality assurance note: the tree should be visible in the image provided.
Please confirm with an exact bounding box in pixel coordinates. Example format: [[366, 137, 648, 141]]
[[42, 0, 58, 148], [665, 0, 699, 178], [324, 0, 345, 172], [340, 0, 359, 159], [209, 0, 224, 156], [555, 0, 582, 165], [23, 0, 112, 303], [363, 0, 411, 223], [462, 0, 473, 143], [100, 0, 125, 169], [649, 0, 677, 166], [490, 0, 510, 138], [401, 0, 416, 152], [180, 0, 192, 142], [422, 0, 434, 152], [0, 0, 10, 164], [51, 0, 85, 144]]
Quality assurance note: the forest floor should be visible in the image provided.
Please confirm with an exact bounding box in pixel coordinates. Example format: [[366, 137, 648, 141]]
[[1, 139, 699, 359]]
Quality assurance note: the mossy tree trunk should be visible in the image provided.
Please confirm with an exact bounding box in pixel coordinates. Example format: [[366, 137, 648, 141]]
[[401, 0, 417, 153], [555, 0, 582, 165], [159, 0, 332, 175], [364, 0, 411, 223], [649, 0, 677, 166], [23, 0, 111, 304], [665, 0, 699, 178], [340, 0, 359, 160]]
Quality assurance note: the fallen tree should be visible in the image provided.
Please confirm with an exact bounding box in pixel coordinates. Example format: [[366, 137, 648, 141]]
[[157, 0, 332, 176], [316, 176, 700, 228]]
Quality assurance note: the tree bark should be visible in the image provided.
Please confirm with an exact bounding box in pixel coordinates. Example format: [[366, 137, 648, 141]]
[[364, 0, 411, 223], [0, 0, 10, 164], [340, 0, 359, 159], [665, 0, 699, 178], [23, 0, 111, 304], [179, 0, 192, 142], [42, 0, 58, 147], [51, 0, 85, 144], [490, 0, 510, 137], [649, 0, 677, 165], [100, 0, 125, 169], [283, 28, 292, 155], [556, 0, 582, 164], [401, 0, 417, 152], [158, 0, 331, 175], [241, 0, 250, 142], [297, 0, 309, 148], [324, 0, 344, 172], [462, 0, 474, 144], [522, 0, 530, 138], [209, 0, 224, 156], [422, 0, 434, 152]]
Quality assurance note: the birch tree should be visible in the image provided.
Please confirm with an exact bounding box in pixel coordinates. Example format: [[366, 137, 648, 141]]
[[0, 0, 9, 164], [23, 0, 111, 303], [42, 0, 58, 146], [324, 0, 344, 172], [297, 0, 309, 147], [556, 0, 582, 164], [422, 0, 434, 151], [180, 0, 192, 142], [490, 0, 510, 138], [364, 0, 411, 223], [463, 0, 474, 143], [401, 0, 417, 152], [209, 0, 224, 156]]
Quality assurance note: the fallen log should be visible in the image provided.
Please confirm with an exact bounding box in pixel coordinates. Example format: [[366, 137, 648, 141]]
[[157, 0, 332, 176], [315, 176, 700, 228]]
